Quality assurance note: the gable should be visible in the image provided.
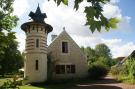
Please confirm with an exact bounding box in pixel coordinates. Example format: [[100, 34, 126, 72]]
[[48, 30, 86, 59]]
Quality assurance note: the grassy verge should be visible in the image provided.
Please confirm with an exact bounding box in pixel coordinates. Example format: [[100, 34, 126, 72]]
[[115, 75, 135, 84], [0, 78, 12, 86], [0, 78, 95, 89]]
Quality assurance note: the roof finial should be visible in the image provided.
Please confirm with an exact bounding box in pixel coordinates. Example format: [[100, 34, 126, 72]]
[[63, 27, 65, 31], [29, 4, 47, 23], [38, 3, 39, 7]]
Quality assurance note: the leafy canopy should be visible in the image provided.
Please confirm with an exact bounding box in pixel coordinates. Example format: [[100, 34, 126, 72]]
[[0, 0, 18, 55], [81, 43, 113, 66], [52, 0, 119, 33], [0, 0, 23, 75], [95, 43, 112, 58]]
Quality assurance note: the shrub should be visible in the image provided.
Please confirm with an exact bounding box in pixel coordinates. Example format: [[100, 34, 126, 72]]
[[88, 62, 109, 79], [111, 58, 135, 84], [0, 79, 20, 89], [110, 67, 120, 76], [129, 60, 135, 79]]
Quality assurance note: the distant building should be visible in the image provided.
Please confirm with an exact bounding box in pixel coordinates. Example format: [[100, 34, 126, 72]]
[[116, 50, 135, 67]]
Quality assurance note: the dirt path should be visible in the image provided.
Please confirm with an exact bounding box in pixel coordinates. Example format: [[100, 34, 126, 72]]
[[68, 76, 135, 89]]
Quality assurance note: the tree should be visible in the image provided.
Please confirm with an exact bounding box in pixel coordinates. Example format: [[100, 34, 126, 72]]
[[0, 39, 24, 76], [0, 0, 18, 57], [53, 0, 119, 33], [85, 47, 98, 64], [0, 0, 21, 76], [95, 43, 112, 66], [95, 43, 112, 58], [80, 46, 85, 53]]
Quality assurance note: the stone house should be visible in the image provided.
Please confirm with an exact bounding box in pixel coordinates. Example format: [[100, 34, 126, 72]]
[[48, 30, 88, 79], [21, 5, 88, 83]]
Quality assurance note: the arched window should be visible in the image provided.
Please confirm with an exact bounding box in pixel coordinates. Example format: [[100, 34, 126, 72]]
[[35, 60, 38, 70], [36, 39, 39, 48]]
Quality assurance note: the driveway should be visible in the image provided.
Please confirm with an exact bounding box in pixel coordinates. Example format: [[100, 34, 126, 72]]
[[68, 76, 135, 89]]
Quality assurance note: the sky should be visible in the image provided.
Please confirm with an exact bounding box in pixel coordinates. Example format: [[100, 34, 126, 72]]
[[12, 0, 135, 58]]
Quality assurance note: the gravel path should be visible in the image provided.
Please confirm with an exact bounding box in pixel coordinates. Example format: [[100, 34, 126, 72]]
[[68, 76, 135, 89]]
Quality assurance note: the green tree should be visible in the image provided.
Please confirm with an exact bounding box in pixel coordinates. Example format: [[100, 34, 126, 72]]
[[80, 46, 85, 53], [0, 39, 24, 76], [0, 0, 21, 76], [95, 43, 112, 58], [85, 47, 98, 64], [95, 43, 112, 66], [53, 0, 119, 33], [0, 0, 18, 56]]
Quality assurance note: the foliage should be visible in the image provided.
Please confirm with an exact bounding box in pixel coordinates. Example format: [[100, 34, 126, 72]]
[[0, 77, 22, 89], [85, 47, 98, 64], [111, 58, 135, 84], [81, 43, 113, 67], [0, 40, 24, 76], [95, 43, 112, 58], [97, 57, 112, 67], [80, 46, 85, 53], [110, 67, 119, 76], [52, 0, 119, 33], [0, 0, 22, 76], [0, 0, 18, 55], [88, 62, 109, 79]]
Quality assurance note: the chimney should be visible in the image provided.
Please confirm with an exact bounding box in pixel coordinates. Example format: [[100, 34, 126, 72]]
[[51, 35, 57, 41]]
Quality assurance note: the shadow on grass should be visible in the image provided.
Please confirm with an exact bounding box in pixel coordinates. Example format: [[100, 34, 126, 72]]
[[22, 78, 121, 89]]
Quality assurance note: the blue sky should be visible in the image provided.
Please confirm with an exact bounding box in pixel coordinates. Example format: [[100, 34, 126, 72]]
[[13, 0, 135, 58]]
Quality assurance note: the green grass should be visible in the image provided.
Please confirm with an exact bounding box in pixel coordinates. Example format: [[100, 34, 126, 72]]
[[0, 78, 95, 89], [20, 85, 45, 89], [19, 78, 95, 89], [19, 83, 74, 89], [0, 78, 12, 86]]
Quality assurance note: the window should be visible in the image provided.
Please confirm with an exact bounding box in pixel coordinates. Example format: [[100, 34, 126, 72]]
[[66, 65, 75, 73], [36, 39, 39, 48], [55, 65, 65, 74], [55, 64, 75, 74], [71, 65, 75, 73], [62, 42, 68, 53], [35, 60, 38, 70]]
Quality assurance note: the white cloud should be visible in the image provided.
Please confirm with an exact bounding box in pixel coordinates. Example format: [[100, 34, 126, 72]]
[[111, 42, 135, 58], [71, 35, 135, 58], [14, 0, 134, 58], [42, 0, 92, 36], [103, 3, 122, 19], [15, 32, 26, 53], [13, 0, 29, 17], [110, 0, 120, 4]]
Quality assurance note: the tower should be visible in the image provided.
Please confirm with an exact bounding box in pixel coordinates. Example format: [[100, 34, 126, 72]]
[[21, 5, 53, 83]]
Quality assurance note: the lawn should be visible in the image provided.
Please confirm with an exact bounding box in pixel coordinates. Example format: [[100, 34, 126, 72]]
[[0, 78, 12, 86], [19, 83, 74, 89], [0, 78, 94, 89], [20, 85, 45, 89]]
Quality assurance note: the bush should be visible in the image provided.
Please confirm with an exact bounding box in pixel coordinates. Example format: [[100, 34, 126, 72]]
[[110, 67, 119, 76], [88, 62, 109, 79], [110, 58, 135, 84]]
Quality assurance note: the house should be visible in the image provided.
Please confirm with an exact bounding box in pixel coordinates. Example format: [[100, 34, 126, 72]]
[[47, 29, 88, 79], [21, 5, 88, 83], [116, 50, 135, 67]]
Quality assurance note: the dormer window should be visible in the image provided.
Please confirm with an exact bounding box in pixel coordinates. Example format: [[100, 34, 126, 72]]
[[62, 42, 68, 53]]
